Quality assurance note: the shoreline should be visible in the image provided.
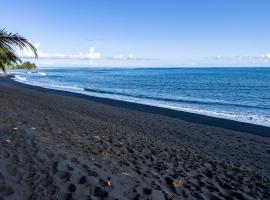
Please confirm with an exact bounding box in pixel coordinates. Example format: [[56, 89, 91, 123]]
[[0, 76, 269, 199], [6, 76, 270, 137]]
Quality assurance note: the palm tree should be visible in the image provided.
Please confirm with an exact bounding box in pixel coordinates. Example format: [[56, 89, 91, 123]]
[[0, 28, 38, 73], [0, 48, 21, 73]]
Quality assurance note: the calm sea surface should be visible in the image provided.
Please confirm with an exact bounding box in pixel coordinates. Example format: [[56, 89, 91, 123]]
[[12, 67, 270, 127]]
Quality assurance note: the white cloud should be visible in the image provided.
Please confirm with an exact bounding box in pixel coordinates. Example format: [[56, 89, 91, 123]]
[[109, 54, 135, 60], [16, 43, 153, 67], [206, 54, 270, 61], [254, 54, 270, 60], [17, 43, 101, 60], [106, 54, 152, 61], [200, 53, 270, 67]]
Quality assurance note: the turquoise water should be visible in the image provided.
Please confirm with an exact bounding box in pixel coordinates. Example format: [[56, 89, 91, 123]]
[[12, 67, 270, 127]]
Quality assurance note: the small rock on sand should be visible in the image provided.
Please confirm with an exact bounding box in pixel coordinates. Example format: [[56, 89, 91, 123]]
[[173, 179, 183, 188], [5, 139, 11, 144]]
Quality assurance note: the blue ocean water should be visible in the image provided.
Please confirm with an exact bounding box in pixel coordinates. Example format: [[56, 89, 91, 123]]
[[12, 67, 270, 127]]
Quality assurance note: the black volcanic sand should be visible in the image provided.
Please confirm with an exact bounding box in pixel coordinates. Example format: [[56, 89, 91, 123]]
[[0, 77, 269, 200]]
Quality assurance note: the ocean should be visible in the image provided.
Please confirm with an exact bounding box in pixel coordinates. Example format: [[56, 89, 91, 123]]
[[12, 67, 270, 127]]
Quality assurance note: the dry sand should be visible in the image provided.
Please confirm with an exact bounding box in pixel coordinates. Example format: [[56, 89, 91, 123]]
[[0, 77, 269, 200]]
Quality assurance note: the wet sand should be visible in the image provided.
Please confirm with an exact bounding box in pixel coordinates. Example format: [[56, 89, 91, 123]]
[[0, 77, 269, 200]]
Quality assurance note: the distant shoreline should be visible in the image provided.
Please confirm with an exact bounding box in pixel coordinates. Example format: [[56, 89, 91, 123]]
[[2, 76, 270, 137], [20, 66, 270, 69]]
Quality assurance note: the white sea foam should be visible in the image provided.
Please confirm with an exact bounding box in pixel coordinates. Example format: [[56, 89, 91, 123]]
[[26, 72, 47, 76], [69, 88, 270, 127], [38, 72, 47, 76], [47, 84, 83, 90], [13, 75, 83, 91], [30, 82, 83, 91], [14, 75, 27, 82]]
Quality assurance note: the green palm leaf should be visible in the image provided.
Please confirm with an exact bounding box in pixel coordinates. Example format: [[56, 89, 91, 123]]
[[0, 48, 21, 72], [0, 28, 38, 72], [0, 28, 38, 58]]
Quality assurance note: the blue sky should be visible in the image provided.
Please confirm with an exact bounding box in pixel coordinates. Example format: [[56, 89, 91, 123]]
[[1, 0, 270, 67]]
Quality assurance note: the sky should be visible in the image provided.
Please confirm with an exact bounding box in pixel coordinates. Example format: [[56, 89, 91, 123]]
[[1, 0, 270, 67]]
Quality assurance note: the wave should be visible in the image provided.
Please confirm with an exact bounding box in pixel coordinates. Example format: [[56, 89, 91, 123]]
[[14, 75, 82, 91], [38, 72, 47, 76], [84, 87, 270, 127], [27, 72, 47, 76], [84, 88, 270, 110], [14, 75, 27, 82], [33, 82, 83, 91], [46, 84, 82, 90]]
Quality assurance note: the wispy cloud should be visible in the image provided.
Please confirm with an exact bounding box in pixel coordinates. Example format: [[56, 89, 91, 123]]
[[254, 54, 270, 60], [105, 54, 153, 61], [205, 54, 270, 61], [201, 53, 270, 67], [17, 43, 152, 62], [17, 43, 101, 60], [85, 38, 104, 42]]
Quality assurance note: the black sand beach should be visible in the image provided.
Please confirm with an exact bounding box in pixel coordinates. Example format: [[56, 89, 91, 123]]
[[0, 77, 269, 200]]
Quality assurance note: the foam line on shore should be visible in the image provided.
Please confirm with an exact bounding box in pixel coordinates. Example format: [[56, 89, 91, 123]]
[[12, 74, 270, 127], [2, 76, 270, 137]]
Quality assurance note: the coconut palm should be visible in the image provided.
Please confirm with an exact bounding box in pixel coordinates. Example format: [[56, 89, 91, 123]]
[[0, 28, 38, 72], [0, 48, 21, 73]]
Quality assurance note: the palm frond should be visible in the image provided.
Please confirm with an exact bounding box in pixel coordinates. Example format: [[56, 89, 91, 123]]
[[0, 28, 38, 58], [0, 48, 21, 65], [0, 48, 22, 73]]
